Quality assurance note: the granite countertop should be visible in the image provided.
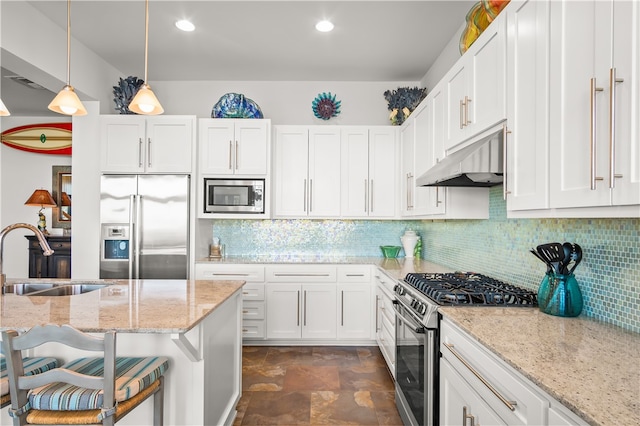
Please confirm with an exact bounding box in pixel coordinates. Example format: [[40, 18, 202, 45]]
[[439, 307, 640, 426], [0, 279, 245, 334], [196, 255, 449, 279]]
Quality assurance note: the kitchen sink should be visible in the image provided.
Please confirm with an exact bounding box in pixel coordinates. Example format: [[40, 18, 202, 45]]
[[3, 282, 109, 296]]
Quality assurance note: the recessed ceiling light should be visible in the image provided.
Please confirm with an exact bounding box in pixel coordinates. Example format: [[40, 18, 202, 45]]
[[315, 20, 334, 32], [175, 19, 195, 32]]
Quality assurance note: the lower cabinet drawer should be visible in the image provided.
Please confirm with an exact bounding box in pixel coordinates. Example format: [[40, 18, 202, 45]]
[[243, 301, 265, 320], [242, 283, 265, 301], [242, 320, 265, 339]]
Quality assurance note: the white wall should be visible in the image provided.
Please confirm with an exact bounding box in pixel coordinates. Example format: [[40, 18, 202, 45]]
[[153, 80, 417, 125], [0, 116, 71, 278], [420, 22, 465, 92]]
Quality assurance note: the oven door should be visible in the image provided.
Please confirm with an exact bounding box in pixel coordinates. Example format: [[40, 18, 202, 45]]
[[394, 300, 437, 426]]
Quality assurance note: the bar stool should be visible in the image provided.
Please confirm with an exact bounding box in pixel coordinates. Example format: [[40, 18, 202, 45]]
[[1, 325, 169, 425], [1, 355, 58, 408]]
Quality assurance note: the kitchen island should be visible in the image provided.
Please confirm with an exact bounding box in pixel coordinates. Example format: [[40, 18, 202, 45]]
[[0, 278, 245, 425]]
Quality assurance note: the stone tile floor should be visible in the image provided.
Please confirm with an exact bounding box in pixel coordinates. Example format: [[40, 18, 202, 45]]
[[234, 346, 403, 425]]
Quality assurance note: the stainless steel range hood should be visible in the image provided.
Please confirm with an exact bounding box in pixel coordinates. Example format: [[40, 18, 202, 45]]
[[416, 125, 504, 187]]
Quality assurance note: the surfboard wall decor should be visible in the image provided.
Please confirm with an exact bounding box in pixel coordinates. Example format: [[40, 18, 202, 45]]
[[1, 122, 72, 155]]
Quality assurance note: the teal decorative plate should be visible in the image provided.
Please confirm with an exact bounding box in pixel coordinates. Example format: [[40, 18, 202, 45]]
[[212, 93, 263, 118], [312, 92, 341, 120]]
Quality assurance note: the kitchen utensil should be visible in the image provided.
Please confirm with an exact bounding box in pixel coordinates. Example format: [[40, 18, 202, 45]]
[[536, 242, 564, 274], [380, 245, 401, 258], [561, 242, 573, 274], [568, 243, 583, 275], [530, 248, 551, 273]]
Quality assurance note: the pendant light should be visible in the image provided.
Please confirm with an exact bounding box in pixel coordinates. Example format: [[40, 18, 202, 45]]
[[0, 98, 10, 116], [48, 0, 87, 116], [129, 0, 164, 115]]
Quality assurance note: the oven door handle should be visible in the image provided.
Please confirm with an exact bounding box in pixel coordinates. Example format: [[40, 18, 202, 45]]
[[393, 302, 426, 334]]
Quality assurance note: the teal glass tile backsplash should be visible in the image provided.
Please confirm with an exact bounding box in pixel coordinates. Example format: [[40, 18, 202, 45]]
[[205, 187, 639, 333]]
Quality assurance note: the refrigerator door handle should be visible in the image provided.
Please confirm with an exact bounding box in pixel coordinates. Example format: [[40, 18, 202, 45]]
[[128, 195, 135, 279], [134, 194, 142, 279]]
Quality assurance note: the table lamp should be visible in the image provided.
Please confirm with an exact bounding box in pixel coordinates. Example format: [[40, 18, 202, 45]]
[[24, 189, 57, 235]]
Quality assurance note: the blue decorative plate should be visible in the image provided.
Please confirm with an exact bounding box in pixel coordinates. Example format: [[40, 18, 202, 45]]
[[212, 93, 264, 119]]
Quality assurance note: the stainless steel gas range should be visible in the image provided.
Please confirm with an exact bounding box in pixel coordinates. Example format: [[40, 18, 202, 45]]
[[392, 272, 537, 426]]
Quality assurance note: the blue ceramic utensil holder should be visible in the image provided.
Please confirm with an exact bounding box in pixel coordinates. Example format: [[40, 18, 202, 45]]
[[537, 272, 583, 317]]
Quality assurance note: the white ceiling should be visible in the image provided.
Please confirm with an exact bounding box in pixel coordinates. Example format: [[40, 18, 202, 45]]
[[1, 0, 475, 116]]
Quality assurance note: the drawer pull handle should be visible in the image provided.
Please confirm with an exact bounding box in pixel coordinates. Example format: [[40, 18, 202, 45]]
[[444, 343, 517, 411], [346, 274, 365, 277], [273, 273, 330, 277]]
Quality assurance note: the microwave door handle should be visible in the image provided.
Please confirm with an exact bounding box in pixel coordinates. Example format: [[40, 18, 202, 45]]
[[128, 195, 135, 280]]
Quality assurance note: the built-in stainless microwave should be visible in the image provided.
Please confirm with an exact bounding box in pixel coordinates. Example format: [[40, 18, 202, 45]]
[[204, 178, 265, 214]]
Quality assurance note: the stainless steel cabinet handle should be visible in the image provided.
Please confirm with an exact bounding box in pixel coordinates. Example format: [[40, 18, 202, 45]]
[[364, 179, 368, 213], [502, 123, 512, 200], [375, 295, 380, 331], [138, 138, 143, 167], [609, 68, 624, 188], [462, 406, 475, 426], [273, 273, 330, 277], [370, 180, 374, 212], [235, 140, 239, 170], [590, 78, 604, 189], [228, 141, 233, 170], [128, 195, 135, 279], [303, 290, 307, 326], [465, 96, 472, 126], [444, 343, 517, 411], [436, 186, 442, 206], [303, 179, 307, 212], [460, 99, 465, 129], [341, 290, 344, 326], [309, 179, 313, 212], [297, 290, 300, 326], [147, 138, 152, 167]]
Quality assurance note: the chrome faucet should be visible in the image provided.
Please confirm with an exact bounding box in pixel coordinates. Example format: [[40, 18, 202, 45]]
[[0, 223, 54, 291]]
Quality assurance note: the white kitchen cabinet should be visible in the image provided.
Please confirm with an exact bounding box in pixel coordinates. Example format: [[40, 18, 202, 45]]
[[401, 89, 490, 220], [549, 0, 640, 209], [440, 317, 587, 426], [266, 284, 337, 340], [444, 11, 507, 152], [505, 0, 551, 211], [337, 266, 373, 340], [440, 358, 508, 426], [265, 265, 337, 340], [374, 268, 396, 379], [273, 126, 341, 218], [340, 127, 397, 218], [198, 118, 269, 176], [100, 115, 195, 173], [194, 263, 266, 340]]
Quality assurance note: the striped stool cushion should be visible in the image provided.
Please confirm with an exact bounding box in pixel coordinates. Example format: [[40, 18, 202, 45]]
[[1, 356, 59, 397], [28, 356, 169, 411]]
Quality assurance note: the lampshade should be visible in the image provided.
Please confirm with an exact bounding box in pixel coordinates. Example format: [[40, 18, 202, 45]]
[[48, 85, 87, 116], [129, 84, 164, 115], [48, 0, 87, 116], [61, 192, 72, 206], [0, 98, 10, 116], [25, 189, 57, 208], [129, 0, 164, 115]]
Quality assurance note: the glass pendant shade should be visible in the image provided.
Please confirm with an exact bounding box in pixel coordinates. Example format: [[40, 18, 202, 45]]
[[0, 98, 10, 116], [48, 85, 87, 116], [128, 84, 164, 115]]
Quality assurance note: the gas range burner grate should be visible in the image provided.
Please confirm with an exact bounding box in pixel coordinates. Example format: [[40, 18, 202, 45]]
[[404, 272, 538, 306]]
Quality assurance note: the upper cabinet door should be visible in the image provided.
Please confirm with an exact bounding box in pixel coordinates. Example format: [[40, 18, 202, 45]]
[[273, 126, 309, 217], [145, 117, 194, 173], [340, 127, 370, 217], [199, 119, 269, 176], [101, 116, 146, 173], [505, 0, 550, 211], [368, 127, 397, 218], [101, 116, 194, 174], [308, 127, 341, 218], [549, 0, 639, 209]]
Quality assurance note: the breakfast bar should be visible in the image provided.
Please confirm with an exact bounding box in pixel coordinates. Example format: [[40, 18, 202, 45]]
[[0, 278, 245, 425]]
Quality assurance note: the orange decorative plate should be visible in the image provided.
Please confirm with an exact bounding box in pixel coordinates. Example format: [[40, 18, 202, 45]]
[[1, 122, 72, 155]]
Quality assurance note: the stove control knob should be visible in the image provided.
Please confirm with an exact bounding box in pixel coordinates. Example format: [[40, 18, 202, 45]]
[[410, 298, 418, 308], [395, 285, 405, 296], [417, 303, 427, 315]]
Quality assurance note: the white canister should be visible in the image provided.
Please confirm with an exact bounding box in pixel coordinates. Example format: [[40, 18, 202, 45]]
[[401, 230, 419, 258]]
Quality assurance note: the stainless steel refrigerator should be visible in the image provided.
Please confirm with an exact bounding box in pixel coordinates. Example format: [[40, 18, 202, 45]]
[[99, 174, 190, 279]]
